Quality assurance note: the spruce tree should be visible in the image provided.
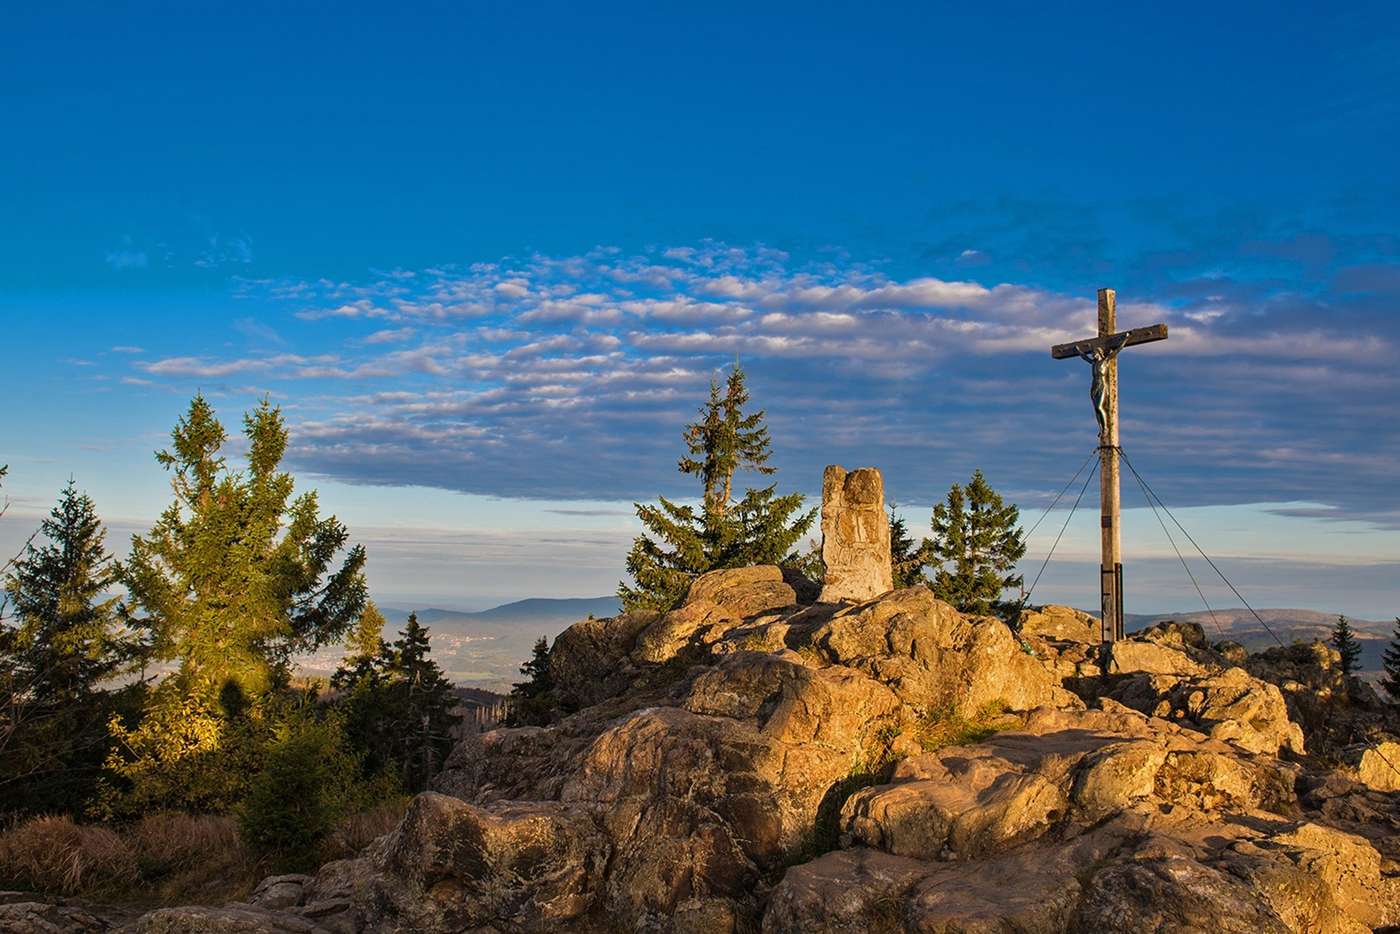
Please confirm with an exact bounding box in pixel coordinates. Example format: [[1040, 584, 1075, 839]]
[[1381, 618, 1400, 704], [123, 395, 368, 703], [383, 612, 459, 791], [2, 482, 133, 814], [1331, 614, 1362, 679], [5, 482, 127, 704], [508, 636, 555, 726], [513, 637, 553, 698], [331, 610, 458, 790], [926, 470, 1026, 617], [620, 366, 814, 611], [331, 601, 387, 692]]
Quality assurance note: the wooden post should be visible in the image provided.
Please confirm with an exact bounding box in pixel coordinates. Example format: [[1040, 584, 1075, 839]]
[[1097, 288, 1123, 644], [1050, 290, 1166, 657]]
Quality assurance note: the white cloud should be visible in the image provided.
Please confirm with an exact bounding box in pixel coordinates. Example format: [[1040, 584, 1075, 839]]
[[364, 327, 418, 345]]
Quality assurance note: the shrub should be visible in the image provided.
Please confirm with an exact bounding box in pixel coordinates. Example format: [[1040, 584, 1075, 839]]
[[237, 712, 395, 870], [95, 689, 270, 819]]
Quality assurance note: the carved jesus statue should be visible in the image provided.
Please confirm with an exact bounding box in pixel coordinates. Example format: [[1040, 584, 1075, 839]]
[[1078, 332, 1130, 435]]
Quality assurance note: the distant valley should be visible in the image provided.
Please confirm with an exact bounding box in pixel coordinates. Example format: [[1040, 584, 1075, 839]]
[[298, 596, 621, 692], [1126, 608, 1394, 676], [297, 597, 1395, 691]]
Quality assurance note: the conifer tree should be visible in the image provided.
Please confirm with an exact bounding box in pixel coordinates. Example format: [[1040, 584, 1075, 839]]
[[2, 482, 133, 814], [508, 636, 555, 726], [331, 610, 458, 790], [5, 482, 127, 704], [513, 637, 552, 698], [383, 613, 459, 791], [1381, 618, 1400, 704], [889, 507, 930, 589], [346, 601, 387, 661], [926, 470, 1026, 617], [1331, 614, 1362, 679], [679, 368, 774, 515], [620, 366, 814, 612], [124, 395, 368, 703], [331, 602, 388, 694]]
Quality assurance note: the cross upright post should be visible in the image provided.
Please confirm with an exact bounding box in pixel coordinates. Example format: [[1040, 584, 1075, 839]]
[[1096, 289, 1124, 643], [1051, 288, 1168, 653]]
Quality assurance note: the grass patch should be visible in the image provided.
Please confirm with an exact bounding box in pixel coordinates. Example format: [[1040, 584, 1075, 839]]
[[911, 700, 1014, 753], [0, 813, 255, 904], [0, 801, 409, 906], [790, 719, 903, 864], [322, 797, 410, 861]]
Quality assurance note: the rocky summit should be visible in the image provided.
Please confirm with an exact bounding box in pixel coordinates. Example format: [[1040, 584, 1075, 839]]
[[41, 565, 1398, 933]]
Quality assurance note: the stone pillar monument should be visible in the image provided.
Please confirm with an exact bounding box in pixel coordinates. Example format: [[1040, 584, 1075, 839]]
[[817, 465, 892, 603]]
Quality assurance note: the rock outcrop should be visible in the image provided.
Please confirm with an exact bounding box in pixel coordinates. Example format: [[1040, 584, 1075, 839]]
[[816, 465, 891, 603], [769, 704, 1396, 933], [86, 574, 1400, 933]]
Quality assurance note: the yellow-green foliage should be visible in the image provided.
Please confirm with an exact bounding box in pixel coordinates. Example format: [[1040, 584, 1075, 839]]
[[95, 688, 271, 819], [123, 395, 367, 705], [912, 700, 1014, 752]]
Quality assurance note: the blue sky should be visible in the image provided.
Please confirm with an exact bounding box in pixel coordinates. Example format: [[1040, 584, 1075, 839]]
[[3, 2, 1398, 615]]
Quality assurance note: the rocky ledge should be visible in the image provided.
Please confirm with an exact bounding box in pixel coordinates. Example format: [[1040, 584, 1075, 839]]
[[21, 567, 1399, 932]]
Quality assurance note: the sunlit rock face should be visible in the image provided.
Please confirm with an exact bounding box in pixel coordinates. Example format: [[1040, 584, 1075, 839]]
[[817, 465, 892, 604], [112, 561, 1400, 933]]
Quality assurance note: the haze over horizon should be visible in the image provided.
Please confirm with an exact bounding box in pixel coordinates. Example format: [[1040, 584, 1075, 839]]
[[4, 2, 1398, 619]]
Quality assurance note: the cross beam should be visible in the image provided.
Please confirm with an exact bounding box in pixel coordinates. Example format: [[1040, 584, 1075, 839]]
[[1050, 323, 1167, 360], [1050, 289, 1167, 651]]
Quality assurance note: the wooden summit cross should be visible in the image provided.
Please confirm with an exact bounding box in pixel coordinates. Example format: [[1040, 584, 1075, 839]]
[[1051, 288, 1167, 646]]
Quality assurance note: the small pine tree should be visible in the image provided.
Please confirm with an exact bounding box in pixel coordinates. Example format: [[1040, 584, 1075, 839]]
[[508, 636, 555, 726], [926, 470, 1026, 617], [5, 482, 127, 704], [513, 637, 552, 698], [332, 610, 458, 791], [1331, 614, 1362, 679], [383, 613, 459, 791], [889, 507, 929, 590], [346, 601, 388, 661], [620, 366, 814, 611], [1381, 618, 1400, 704], [237, 711, 391, 871], [3, 482, 134, 814]]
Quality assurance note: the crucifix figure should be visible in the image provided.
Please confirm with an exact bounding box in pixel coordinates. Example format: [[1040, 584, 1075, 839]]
[[1051, 288, 1167, 647]]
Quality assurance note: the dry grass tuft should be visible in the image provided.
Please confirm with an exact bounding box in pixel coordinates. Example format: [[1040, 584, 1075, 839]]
[[0, 815, 138, 895], [912, 700, 1017, 753], [130, 813, 261, 905], [0, 800, 406, 906], [0, 812, 259, 905], [322, 796, 409, 861]]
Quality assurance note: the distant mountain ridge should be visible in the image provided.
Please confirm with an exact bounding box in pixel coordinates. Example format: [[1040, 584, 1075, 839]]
[[359, 597, 1393, 689], [371, 597, 621, 691], [1125, 607, 1392, 639], [1123, 607, 1394, 675], [381, 596, 620, 628]]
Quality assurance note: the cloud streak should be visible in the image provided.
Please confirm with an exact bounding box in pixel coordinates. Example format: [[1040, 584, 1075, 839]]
[[125, 241, 1400, 525]]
